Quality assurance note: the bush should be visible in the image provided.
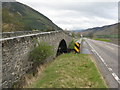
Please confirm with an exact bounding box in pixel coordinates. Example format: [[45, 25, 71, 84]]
[[68, 40, 75, 49], [29, 42, 54, 65]]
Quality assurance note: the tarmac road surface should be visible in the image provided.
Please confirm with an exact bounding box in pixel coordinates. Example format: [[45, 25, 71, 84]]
[[84, 38, 119, 88]]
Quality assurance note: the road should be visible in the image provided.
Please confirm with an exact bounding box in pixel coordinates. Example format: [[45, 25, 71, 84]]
[[84, 38, 119, 88]]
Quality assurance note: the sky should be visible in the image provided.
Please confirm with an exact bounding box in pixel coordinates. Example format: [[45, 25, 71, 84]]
[[15, 0, 119, 30]]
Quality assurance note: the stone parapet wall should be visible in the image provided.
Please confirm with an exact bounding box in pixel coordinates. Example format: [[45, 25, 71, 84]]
[[1, 31, 42, 38]]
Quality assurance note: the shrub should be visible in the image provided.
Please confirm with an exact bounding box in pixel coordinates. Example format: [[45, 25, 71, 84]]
[[29, 42, 54, 65], [68, 40, 75, 49]]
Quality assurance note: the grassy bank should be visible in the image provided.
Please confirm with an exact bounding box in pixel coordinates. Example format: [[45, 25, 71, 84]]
[[27, 53, 107, 88], [93, 38, 111, 42]]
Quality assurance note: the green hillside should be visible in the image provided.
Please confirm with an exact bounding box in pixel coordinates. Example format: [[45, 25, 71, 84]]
[[81, 23, 119, 38], [2, 2, 62, 32]]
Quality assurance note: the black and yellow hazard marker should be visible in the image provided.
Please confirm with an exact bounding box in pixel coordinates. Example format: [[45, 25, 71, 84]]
[[74, 42, 80, 53]]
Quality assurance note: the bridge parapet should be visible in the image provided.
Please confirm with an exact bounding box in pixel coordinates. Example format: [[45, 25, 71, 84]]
[[1, 31, 41, 38], [1, 31, 61, 41], [1, 30, 64, 38], [1, 30, 72, 39]]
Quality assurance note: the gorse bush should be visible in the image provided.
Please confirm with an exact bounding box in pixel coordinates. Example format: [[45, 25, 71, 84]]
[[29, 42, 54, 65]]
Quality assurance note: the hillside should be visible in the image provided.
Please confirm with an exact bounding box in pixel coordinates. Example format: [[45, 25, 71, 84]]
[[80, 23, 119, 38], [2, 2, 62, 32]]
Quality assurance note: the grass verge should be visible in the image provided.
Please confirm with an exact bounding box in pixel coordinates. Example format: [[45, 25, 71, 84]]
[[93, 38, 111, 42], [27, 53, 107, 88]]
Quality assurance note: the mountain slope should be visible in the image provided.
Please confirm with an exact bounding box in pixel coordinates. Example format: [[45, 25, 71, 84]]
[[80, 23, 119, 38], [2, 2, 62, 32]]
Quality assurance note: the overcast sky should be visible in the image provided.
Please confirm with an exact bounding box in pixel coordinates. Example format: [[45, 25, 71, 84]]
[[16, 0, 119, 30]]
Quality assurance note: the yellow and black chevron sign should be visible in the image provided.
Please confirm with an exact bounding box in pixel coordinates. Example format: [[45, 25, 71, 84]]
[[74, 42, 80, 53]]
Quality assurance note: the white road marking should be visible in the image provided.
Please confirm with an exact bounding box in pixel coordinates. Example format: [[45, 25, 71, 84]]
[[85, 39, 120, 85], [112, 73, 120, 84], [105, 46, 115, 50], [108, 68, 112, 71], [90, 39, 116, 50], [91, 38, 120, 48], [102, 41, 120, 47], [99, 43, 115, 50]]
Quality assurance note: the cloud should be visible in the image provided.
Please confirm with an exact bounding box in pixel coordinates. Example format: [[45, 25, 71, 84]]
[[16, 0, 118, 30]]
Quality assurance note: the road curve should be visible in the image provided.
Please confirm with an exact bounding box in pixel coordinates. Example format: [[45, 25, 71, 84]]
[[84, 38, 119, 88]]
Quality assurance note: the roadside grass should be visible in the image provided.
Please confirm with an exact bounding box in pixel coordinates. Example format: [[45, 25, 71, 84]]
[[93, 38, 111, 42], [28, 53, 107, 88]]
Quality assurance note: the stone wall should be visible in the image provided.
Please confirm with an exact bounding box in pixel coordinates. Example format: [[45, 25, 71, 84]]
[[1, 31, 42, 38], [1, 31, 72, 88]]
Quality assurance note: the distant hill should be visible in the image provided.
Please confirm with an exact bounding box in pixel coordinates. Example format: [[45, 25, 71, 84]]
[[2, 2, 62, 32], [80, 23, 119, 38], [72, 30, 85, 32]]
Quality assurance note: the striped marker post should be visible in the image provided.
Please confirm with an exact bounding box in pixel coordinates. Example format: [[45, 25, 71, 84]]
[[74, 42, 80, 53]]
